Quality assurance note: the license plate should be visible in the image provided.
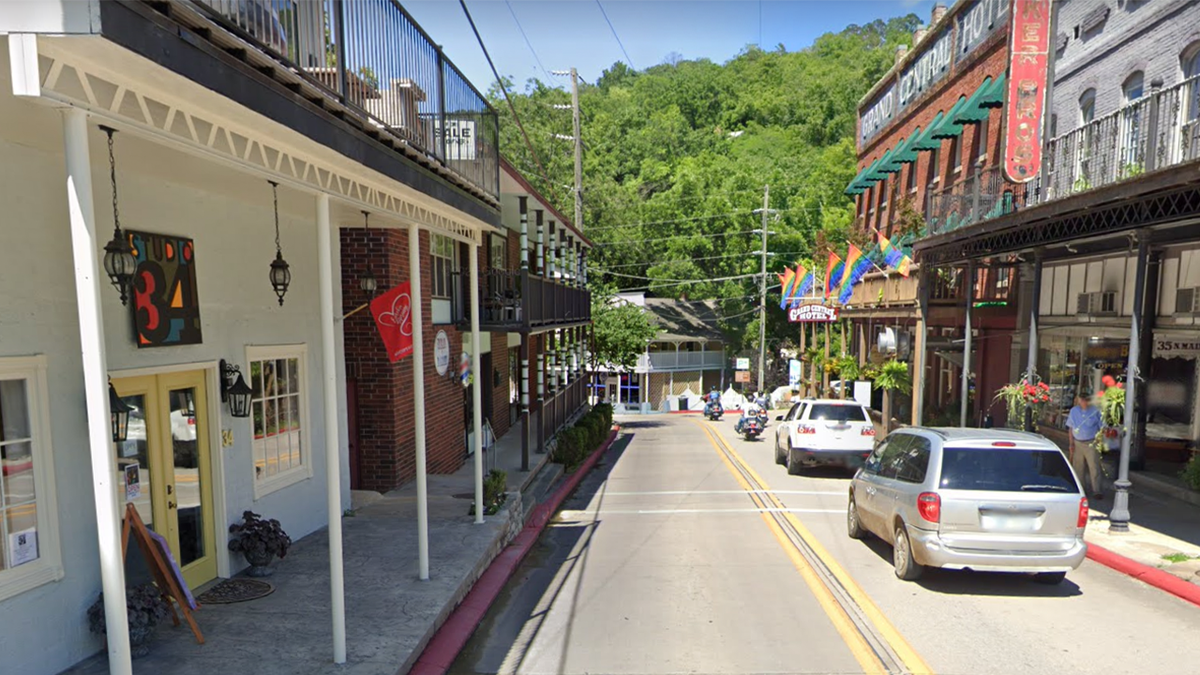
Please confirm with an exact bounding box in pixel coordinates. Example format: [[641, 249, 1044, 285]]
[[980, 514, 1036, 531]]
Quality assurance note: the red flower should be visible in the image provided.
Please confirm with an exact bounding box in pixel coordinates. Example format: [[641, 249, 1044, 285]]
[[1116, 383, 1124, 389], [1038, 382, 1049, 391], [1102, 375, 1117, 388]]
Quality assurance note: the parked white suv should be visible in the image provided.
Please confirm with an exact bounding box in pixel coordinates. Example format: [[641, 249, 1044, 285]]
[[848, 427, 1088, 584], [774, 399, 876, 474]]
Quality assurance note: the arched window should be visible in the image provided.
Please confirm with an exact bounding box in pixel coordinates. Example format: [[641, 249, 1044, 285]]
[[1079, 88, 1096, 126], [1120, 72, 1145, 170]]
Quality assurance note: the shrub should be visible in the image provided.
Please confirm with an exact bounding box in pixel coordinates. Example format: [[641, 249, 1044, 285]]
[[552, 427, 589, 470], [1182, 454, 1200, 492], [470, 469, 508, 516]]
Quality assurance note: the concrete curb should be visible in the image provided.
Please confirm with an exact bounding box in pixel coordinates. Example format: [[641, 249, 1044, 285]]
[[407, 426, 622, 675], [1086, 542, 1200, 608], [1129, 470, 1200, 508]]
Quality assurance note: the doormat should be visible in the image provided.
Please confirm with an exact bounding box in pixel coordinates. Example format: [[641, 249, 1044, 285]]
[[197, 578, 274, 605]]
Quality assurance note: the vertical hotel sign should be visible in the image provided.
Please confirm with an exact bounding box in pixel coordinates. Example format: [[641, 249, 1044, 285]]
[[1004, 0, 1051, 183]]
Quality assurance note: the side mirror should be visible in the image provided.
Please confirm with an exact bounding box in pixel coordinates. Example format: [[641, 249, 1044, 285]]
[[775, 415, 783, 421]]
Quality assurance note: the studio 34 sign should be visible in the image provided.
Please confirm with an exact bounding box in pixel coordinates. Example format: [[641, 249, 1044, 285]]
[[788, 304, 839, 323]]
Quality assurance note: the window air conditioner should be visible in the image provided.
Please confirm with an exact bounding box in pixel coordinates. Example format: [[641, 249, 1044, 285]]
[[1076, 291, 1117, 316], [1175, 287, 1200, 315]]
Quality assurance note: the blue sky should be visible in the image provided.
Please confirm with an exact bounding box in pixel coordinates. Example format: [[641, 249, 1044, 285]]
[[405, 1, 936, 94]]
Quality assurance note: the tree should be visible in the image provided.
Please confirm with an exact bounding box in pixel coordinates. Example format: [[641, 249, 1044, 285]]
[[589, 288, 659, 399]]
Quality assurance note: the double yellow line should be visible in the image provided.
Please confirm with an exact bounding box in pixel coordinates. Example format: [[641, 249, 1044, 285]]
[[695, 421, 933, 675]]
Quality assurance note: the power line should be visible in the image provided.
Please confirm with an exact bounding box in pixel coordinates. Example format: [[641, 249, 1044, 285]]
[[505, 0, 552, 82], [612, 272, 766, 291], [592, 229, 762, 246], [595, 0, 636, 70], [595, 251, 810, 270], [583, 205, 825, 233], [459, 0, 551, 188]]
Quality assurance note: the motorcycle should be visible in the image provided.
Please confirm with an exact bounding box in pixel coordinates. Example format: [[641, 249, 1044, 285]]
[[755, 409, 769, 429], [704, 401, 724, 421], [740, 416, 763, 441]]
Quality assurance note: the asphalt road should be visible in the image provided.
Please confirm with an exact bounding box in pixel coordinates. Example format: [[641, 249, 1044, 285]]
[[448, 415, 1200, 675]]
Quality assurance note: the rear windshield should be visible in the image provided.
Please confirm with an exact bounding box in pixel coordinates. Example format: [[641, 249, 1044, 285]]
[[806, 404, 869, 422], [937, 448, 1079, 493]]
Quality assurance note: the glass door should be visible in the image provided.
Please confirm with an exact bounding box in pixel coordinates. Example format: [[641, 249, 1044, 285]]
[[113, 370, 217, 589]]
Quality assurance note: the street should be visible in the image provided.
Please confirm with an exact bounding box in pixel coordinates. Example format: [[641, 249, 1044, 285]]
[[450, 415, 1200, 675]]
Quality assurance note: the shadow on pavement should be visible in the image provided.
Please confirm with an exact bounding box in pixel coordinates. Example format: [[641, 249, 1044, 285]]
[[794, 466, 858, 481], [856, 536, 1084, 598], [447, 433, 633, 675], [612, 418, 672, 430]]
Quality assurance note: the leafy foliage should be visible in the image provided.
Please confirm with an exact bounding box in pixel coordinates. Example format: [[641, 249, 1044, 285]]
[[470, 470, 509, 516], [590, 287, 660, 370], [228, 510, 292, 562], [87, 584, 171, 641], [873, 359, 911, 393], [1182, 453, 1200, 492], [552, 404, 615, 471], [492, 16, 920, 369]]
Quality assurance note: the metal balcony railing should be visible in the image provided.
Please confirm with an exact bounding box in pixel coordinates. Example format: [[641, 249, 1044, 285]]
[[643, 351, 724, 371], [925, 164, 1036, 235], [1043, 74, 1200, 202], [190, 0, 500, 199], [459, 269, 591, 332]]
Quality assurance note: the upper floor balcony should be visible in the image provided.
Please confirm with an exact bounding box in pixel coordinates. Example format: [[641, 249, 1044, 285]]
[[183, 0, 500, 200], [843, 263, 1016, 312], [921, 74, 1200, 237], [457, 269, 591, 333], [637, 350, 724, 372]]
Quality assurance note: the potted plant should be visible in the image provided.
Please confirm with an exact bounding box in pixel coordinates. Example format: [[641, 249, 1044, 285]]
[[87, 583, 171, 658], [1094, 376, 1125, 453], [228, 510, 292, 577], [873, 359, 911, 433], [994, 377, 1051, 430]]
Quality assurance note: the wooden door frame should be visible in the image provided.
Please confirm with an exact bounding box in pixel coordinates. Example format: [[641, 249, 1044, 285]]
[[111, 366, 223, 587]]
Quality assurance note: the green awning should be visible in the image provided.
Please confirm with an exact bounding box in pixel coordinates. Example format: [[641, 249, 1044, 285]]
[[886, 128, 922, 167], [953, 77, 993, 124], [844, 156, 881, 194], [979, 71, 1006, 109], [864, 148, 895, 181], [880, 136, 911, 173], [911, 114, 945, 151], [931, 96, 968, 139]]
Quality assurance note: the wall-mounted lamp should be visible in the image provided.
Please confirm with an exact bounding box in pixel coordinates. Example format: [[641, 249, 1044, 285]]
[[219, 359, 254, 418], [109, 379, 132, 443]]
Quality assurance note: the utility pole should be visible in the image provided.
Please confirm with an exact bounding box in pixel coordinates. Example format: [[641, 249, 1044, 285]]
[[756, 185, 771, 393], [571, 68, 582, 232]]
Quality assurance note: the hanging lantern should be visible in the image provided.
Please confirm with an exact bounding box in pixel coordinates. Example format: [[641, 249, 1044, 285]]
[[359, 210, 378, 295], [99, 126, 137, 305], [109, 380, 132, 443], [267, 180, 290, 305], [220, 360, 254, 418]]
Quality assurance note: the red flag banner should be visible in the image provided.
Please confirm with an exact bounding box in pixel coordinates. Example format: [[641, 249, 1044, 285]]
[[370, 282, 414, 362], [1004, 0, 1051, 183]]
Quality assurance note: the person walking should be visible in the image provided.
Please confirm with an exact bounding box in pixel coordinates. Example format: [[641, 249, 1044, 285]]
[[1066, 394, 1104, 500]]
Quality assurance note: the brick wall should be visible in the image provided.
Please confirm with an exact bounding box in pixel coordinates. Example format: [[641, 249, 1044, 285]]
[[854, 23, 1011, 239], [341, 226, 505, 491], [490, 333, 512, 439]]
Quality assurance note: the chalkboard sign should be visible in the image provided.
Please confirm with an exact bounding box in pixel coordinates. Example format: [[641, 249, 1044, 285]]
[[122, 503, 204, 643]]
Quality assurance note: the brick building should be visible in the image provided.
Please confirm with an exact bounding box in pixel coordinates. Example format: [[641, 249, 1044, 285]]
[[342, 160, 592, 491], [842, 0, 1022, 426]]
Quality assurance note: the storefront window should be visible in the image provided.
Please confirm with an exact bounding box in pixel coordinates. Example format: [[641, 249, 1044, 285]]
[[1038, 336, 1129, 429], [249, 346, 310, 497], [1146, 357, 1196, 440]]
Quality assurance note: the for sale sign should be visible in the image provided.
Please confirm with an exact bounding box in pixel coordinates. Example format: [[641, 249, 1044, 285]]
[[788, 304, 839, 323]]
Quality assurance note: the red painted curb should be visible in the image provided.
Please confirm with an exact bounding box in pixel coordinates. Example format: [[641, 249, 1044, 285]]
[[1086, 542, 1200, 608], [407, 426, 622, 675]]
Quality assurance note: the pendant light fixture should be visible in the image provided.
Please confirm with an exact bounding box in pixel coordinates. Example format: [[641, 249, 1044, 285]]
[[359, 210, 378, 296], [267, 180, 291, 306], [99, 126, 137, 305]]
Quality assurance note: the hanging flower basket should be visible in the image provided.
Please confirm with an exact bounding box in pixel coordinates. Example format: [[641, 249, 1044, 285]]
[[1093, 378, 1125, 454], [993, 378, 1050, 428]]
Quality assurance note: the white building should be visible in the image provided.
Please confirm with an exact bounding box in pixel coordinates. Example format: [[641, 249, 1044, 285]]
[[0, 2, 503, 672]]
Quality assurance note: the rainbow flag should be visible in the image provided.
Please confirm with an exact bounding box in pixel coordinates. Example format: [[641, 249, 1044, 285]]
[[839, 254, 875, 304], [825, 252, 844, 300], [879, 233, 905, 268], [841, 243, 864, 289], [896, 255, 912, 277], [777, 267, 798, 309], [795, 268, 815, 301]]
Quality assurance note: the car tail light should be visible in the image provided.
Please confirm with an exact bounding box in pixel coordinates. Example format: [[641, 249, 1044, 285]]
[[992, 441, 1016, 447], [917, 492, 940, 523], [797, 425, 816, 434], [861, 427, 876, 436], [1077, 497, 1089, 529]]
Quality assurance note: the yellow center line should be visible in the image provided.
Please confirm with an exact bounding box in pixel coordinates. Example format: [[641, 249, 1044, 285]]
[[695, 422, 887, 675], [700, 420, 935, 675]]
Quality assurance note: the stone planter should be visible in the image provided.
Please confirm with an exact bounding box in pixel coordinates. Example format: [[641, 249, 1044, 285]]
[[244, 550, 277, 577]]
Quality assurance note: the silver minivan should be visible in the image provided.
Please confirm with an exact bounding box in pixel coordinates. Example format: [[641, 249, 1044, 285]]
[[848, 427, 1089, 584]]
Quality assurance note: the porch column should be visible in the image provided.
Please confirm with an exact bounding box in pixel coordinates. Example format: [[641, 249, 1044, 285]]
[[408, 224, 430, 579], [913, 266, 931, 426], [520, 336, 530, 471], [63, 109, 133, 675], [469, 244, 484, 524], [961, 262, 975, 427], [519, 197, 529, 271], [1112, 232, 1150, 532], [535, 210, 545, 276], [537, 334, 545, 453], [315, 194, 347, 662], [1024, 252, 1043, 430]]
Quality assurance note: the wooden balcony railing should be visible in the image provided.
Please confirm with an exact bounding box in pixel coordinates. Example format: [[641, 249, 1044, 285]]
[[459, 269, 591, 332]]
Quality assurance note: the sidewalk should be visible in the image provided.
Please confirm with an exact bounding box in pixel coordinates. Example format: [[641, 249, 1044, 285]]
[[1085, 458, 1200, 595], [63, 421, 552, 675]]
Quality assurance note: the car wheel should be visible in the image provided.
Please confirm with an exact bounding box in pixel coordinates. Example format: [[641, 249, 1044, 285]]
[[892, 524, 924, 580], [774, 436, 785, 465], [1033, 571, 1067, 585], [847, 496, 867, 540], [786, 444, 802, 476]]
